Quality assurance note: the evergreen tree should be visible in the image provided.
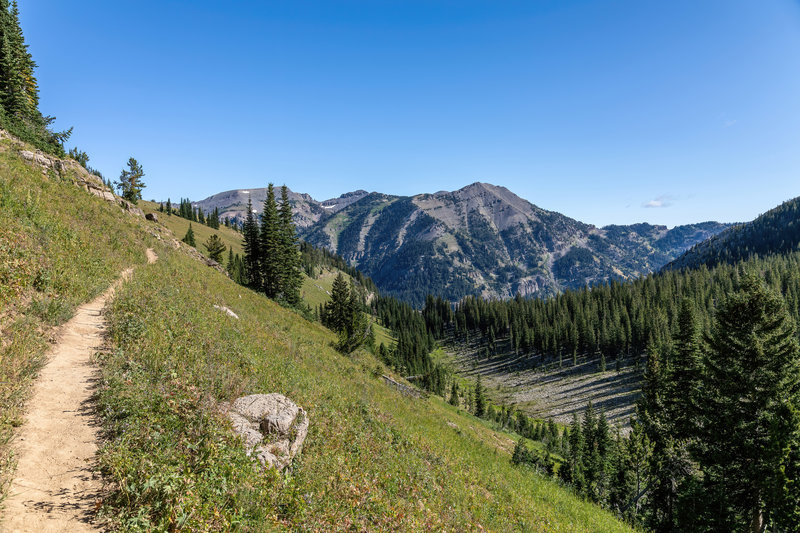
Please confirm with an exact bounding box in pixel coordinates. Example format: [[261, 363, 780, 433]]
[[259, 184, 281, 297], [166, 197, 171, 215], [474, 375, 486, 417], [278, 185, 303, 305], [336, 281, 370, 353], [115, 157, 145, 204], [226, 248, 235, 275], [182, 224, 196, 247], [325, 273, 351, 334], [449, 381, 459, 407], [242, 197, 260, 288], [668, 298, 703, 439], [203, 234, 226, 262], [695, 273, 800, 532]]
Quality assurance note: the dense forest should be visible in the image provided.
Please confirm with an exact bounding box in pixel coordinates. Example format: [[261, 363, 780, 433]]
[[419, 217, 800, 531]]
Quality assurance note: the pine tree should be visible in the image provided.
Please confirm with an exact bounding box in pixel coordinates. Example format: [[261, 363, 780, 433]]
[[449, 381, 459, 407], [278, 185, 303, 305], [115, 157, 145, 204], [336, 281, 370, 353], [668, 298, 703, 439], [242, 197, 260, 288], [260, 184, 281, 297], [182, 224, 196, 247], [695, 273, 800, 532], [203, 234, 226, 262], [474, 375, 486, 417], [326, 273, 351, 334], [166, 198, 172, 215], [226, 248, 235, 275]]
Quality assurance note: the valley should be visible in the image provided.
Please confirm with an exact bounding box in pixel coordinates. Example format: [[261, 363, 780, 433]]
[[2, 2, 799, 532]]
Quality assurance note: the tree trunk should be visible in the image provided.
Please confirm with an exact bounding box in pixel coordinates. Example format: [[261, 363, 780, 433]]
[[750, 506, 765, 533]]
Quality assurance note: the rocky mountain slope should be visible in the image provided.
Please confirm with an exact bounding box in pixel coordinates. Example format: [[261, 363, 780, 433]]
[[196, 182, 728, 305]]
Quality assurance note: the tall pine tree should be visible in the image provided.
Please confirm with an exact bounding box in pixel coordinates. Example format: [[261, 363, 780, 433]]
[[259, 184, 281, 298], [695, 273, 800, 532], [278, 185, 303, 305]]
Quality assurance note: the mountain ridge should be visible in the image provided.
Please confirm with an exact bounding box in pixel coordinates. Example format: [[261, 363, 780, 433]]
[[195, 182, 730, 305]]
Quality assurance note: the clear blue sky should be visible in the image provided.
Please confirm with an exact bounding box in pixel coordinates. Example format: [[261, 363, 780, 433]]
[[21, 0, 800, 227]]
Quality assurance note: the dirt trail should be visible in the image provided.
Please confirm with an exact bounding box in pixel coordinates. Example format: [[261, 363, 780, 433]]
[[2, 249, 157, 533]]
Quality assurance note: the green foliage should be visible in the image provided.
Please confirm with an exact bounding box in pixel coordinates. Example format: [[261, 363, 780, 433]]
[[260, 184, 281, 298], [693, 274, 800, 531], [182, 224, 196, 247], [668, 195, 800, 271], [0, 1, 70, 155], [202, 233, 226, 263], [115, 157, 145, 204], [98, 247, 634, 532], [0, 138, 147, 498]]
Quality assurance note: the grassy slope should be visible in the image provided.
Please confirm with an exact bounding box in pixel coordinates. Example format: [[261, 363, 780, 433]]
[[0, 138, 148, 491], [101, 245, 633, 532], [1, 139, 634, 532], [139, 200, 245, 256]]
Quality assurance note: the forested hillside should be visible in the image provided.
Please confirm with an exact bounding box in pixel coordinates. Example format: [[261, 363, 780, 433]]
[[666, 195, 800, 271]]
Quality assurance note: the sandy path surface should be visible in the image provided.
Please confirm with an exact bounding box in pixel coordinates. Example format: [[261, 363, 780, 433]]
[[2, 249, 157, 532]]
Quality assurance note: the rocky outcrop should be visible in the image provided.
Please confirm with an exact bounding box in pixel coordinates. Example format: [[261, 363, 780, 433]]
[[224, 394, 309, 470], [10, 135, 144, 217]]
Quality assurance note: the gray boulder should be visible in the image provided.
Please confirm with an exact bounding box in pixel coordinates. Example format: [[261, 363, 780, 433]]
[[225, 393, 309, 470]]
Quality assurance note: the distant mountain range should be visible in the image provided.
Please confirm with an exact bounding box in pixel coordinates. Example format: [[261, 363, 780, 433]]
[[195, 183, 730, 305]]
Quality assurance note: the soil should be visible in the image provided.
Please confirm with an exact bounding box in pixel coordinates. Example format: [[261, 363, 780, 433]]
[[2, 249, 157, 532]]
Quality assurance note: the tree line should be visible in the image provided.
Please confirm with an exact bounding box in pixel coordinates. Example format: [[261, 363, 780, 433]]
[[422, 252, 800, 372]]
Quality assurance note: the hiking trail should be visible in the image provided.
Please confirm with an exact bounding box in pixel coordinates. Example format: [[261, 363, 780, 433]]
[[2, 248, 158, 532]]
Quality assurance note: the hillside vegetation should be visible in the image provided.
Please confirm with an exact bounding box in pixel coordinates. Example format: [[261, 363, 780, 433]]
[[0, 134, 149, 489], [666, 195, 800, 271], [1, 135, 633, 532]]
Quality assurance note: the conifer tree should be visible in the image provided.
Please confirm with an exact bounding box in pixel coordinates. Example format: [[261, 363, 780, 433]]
[[115, 157, 145, 204], [203, 234, 226, 262], [326, 272, 351, 334], [474, 375, 486, 417], [260, 184, 281, 298], [449, 381, 459, 407], [182, 224, 196, 247], [166, 198, 171, 215], [695, 273, 800, 532], [278, 185, 303, 305], [242, 197, 260, 288]]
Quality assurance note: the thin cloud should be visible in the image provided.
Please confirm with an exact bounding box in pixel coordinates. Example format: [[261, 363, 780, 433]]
[[724, 119, 737, 128], [642, 195, 674, 209]]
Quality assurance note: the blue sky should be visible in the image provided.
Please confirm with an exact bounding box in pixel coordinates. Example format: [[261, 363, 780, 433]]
[[21, 0, 800, 227]]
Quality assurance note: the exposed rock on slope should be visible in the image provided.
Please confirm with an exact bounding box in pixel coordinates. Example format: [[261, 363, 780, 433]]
[[224, 394, 309, 470]]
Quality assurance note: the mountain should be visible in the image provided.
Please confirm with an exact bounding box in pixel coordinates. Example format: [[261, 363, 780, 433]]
[[665, 195, 800, 271], [193, 188, 370, 229], [3, 132, 634, 532], [295, 182, 729, 305]]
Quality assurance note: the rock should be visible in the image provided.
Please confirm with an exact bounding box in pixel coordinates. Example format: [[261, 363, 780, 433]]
[[213, 304, 239, 319], [145, 212, 159, 222], [20, 150, 52, 167], [224, 393, 309, 470]]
